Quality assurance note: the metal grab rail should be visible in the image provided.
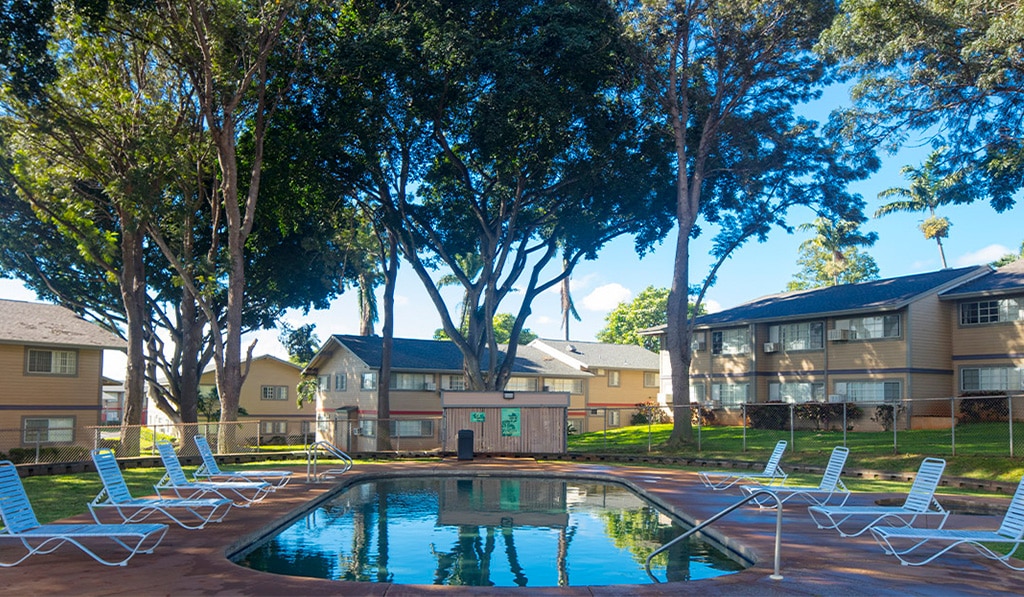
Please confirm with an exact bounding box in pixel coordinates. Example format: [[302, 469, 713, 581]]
[[306, 441, 354, 483], [645, 489, 784, 582]]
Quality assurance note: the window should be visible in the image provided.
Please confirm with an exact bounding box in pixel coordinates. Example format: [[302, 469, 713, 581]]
[[361, 372, 378, 390], [768, 322, 824, 351], [711, 383, 748, 406], [545, 378, 584, 394], [23, 417, 74, 443], [357, 419, 377, 437], [711, 328, 750, 355], [834, 314, 901, 340], [334, 373, 347, 391], [261, 421, 287, 435], [389, 419, 434, 437], [441, 375, 465, 390], [691, 332, 707, 352], [505, 377, 538, 391], [768, 382, 825, 403], [607, 370, 620, 387], [391, 373, 435, 390], [644, 371, 659, 388], [26, 349, 77, 375], [689, 383, 706, 403], [960, 298, 1024, 325], [607, 410, 620, 427], [834, 381, 902, 403], [961, 367, 1024, 392], [317, 375, 329, 390], [260, 385, 288, 401]]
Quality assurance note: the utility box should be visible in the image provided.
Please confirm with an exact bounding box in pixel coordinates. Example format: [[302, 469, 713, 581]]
[[457, 429, 474, 460]]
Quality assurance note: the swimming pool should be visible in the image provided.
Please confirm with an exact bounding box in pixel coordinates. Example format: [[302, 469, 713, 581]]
[[233, 475, 746, 587]]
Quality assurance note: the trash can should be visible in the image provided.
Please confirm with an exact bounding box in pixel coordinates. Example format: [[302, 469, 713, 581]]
[[457, 429, 474, 460]]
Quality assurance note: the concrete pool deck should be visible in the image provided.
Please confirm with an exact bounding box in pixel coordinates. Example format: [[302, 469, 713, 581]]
[[2, 457, 1020, 595]]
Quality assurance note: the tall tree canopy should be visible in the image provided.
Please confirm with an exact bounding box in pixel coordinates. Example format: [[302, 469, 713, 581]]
[[874, 148, 971, 269], [787, 217, 879, 290], [621, 0, 873, 445], [819, 0, 1023, 211], [303, 0, 675, 392], [597, 286, 671, 352]]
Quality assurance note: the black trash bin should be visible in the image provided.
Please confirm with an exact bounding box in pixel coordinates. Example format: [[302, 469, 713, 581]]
[[457, 429, 474, 460]]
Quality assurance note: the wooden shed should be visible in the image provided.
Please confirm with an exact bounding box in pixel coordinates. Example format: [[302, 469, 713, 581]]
[[442, 391, 569, 455]]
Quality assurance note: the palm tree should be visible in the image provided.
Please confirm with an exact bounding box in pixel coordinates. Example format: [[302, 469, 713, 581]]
[[559, 256, 580, 341], [794, 217, 878, 287], [875, 149, 970, 269]]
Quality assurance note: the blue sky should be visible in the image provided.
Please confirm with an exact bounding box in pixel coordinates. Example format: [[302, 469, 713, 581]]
[[2, 85, 1021, 377]]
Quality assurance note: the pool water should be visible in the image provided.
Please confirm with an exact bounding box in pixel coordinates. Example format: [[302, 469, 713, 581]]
[[234, 476, 746, 587]]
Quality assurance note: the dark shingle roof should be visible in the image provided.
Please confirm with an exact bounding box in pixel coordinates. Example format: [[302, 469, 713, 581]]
[[0, 299, 124, 349], [692, 266, 989, 327], [939, 260, 1024, 299], [530, 339, 659, 370], [324, 334, 588, 377]]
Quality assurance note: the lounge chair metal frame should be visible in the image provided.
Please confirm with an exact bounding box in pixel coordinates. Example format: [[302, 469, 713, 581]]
[[743, 446, 851, 509], [808, 457, 949, 537], [193, 435, 291, 488], [0, 460, 168, 567], [870, 474, 1024, 570], [154, 440, 272, 507], [89, 448, 234, 529], [698, 440, 788, 491]]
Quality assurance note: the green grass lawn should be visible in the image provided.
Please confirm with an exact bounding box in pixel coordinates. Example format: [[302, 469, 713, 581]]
[[568, 423, 1024, 483]]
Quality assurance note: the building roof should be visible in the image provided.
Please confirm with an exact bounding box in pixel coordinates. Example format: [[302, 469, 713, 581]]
[[529, 339, 659, 371], [643, 266, 990, 332], [200, 353, 303, 376], [938, 259, 1024, 300], [0, 299, 124, 349], [308, 334, 590, 378]]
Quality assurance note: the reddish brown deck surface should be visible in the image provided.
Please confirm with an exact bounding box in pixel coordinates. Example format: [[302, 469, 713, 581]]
[[2, 458, 1020, 595]]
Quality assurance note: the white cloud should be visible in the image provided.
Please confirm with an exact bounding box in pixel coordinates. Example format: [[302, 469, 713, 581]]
[[702, 298, 722, 314], [581, 283, 632, 312], [955, 244, 1010, 267], [534, 315, 555, 325]]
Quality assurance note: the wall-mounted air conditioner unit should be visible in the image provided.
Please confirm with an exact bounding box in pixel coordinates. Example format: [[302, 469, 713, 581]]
[[763, 342, 780, 353], [827, 329, 851, 341]]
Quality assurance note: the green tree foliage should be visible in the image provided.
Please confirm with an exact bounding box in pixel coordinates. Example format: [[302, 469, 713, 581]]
[[598, 287, 672, 352], [278, 323, 320, 367], [787, 217, 879, 290], [819, 0, 1022, 211], [302, 0, 674, 392], [992, 242, 1024, 268], [874, 149, 972, 269], [621, 0, 872, 445]]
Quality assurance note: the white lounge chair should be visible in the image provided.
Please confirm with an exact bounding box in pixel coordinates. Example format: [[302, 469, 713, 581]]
[[193, 435, 291, 488], [808, 457, 949, 537], [0, 460, 167, 567], [154, 440, 272, 507], [698, 440, 788, 490], [870, 473, 1024, 570], [742, 446, 850, 509], [89, 448, 234, 529]]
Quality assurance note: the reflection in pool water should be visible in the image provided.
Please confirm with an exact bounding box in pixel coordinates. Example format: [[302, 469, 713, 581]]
[[234, 477, 745, 587]]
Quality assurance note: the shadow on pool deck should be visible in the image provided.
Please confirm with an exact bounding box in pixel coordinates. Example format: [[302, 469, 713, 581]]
[[2, 458, 1020, 596]]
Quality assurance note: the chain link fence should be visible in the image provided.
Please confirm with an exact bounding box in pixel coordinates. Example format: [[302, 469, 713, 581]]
[[571, 394, 1024, 458], [0, 420, 313, 464]]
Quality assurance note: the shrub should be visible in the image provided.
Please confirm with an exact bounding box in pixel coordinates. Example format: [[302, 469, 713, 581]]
[[691, 404, 716, 427], [746, 402, 789, 430], [631, 400, 671, 425], [793, 402, 862, 431], [7, 445, 89, 464], [957, 393, 1007, 424], [870, 404, 906, 432]]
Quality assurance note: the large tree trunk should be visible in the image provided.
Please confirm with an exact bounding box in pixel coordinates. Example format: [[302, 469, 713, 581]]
[[118, 222, 147, 456], [377, 236, 398, 451]]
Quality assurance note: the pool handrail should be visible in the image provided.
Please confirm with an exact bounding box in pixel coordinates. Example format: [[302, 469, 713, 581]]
[[305, 441, 353, 482], [644, 489, 784, 583]]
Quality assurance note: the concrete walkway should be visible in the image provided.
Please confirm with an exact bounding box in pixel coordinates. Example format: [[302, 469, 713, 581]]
[[2, 458, 1020, 595]]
